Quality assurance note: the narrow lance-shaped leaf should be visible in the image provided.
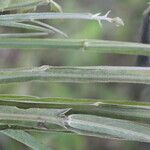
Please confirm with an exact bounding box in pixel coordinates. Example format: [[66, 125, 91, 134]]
[[66, 114, 150, 143], [0, 21, 67, 37], [0, 95, 150, 124], [0, 32, 50, 38], [1, 130, 50, 150], [0, 21, 53, 33], [0, 99, 150, 143]]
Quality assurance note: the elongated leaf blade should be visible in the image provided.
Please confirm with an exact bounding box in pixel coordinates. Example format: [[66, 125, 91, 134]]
[[0, 95, 149, 124], [0, 97, 150, 143], [1, 130, 50, 150], [67, 114, 150, 143]]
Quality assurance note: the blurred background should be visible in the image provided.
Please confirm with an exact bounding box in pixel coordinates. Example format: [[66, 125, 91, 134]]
[[0, 0, 150, 149]]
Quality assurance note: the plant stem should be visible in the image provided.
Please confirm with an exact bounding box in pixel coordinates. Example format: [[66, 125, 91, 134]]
[[0, 12, 121, 25], [0, 38, 150, 56], [0, 106, 69, 131], [0, 66, 150, 84]]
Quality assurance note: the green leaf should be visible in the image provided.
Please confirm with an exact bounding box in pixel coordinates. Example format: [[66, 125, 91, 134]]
[[67, 114, 150, 143], [0, 21, 67, 37], [0, 97, 150, 143], [1, 130, 50, 150], [0, 32, 50, 38], [0, 21, 53, 33], [0, 95, 150, 124]]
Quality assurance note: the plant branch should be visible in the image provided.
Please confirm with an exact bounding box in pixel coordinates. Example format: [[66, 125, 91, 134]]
[[0, 66, 150, 84], [0, 38, 150, 56], [0, 12, 124, 26]]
